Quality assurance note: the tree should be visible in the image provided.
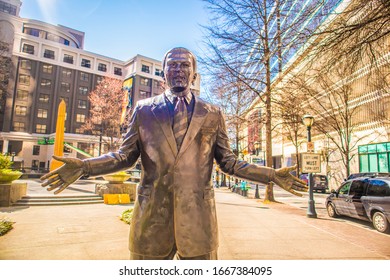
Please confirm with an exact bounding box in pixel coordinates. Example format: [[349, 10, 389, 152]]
[[273, 86, 306, 177], [311, 0, 390, 69], [0, 42, 11, 116], [202, 59, 254, 155], [201, 0, 330, 201], [280, 0, 390, 182], [288, 59, 386, 182], [81, 77, 125, 154]]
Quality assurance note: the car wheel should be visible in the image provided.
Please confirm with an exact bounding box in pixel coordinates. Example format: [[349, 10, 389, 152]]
[[327, 203, 338, 218], [372, 212, 390, 233]]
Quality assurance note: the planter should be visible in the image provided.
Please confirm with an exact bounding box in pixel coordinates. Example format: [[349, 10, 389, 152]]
[[102, 173, 131, 184], [0, 182, 27, 206], [0, 170, 23, 184]]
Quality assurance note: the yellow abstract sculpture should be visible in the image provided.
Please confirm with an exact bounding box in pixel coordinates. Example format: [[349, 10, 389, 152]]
[[50, 99, 66, 171]]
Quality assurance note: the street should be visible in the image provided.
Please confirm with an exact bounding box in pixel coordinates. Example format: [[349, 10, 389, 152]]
[[231, 181, 386, 234], [0, 178, 389, 260]]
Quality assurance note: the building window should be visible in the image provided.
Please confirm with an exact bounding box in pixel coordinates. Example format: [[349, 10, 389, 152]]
[[140, 90, 150, 97], [78, 99, 87, 109], [79, 86, 88, 95], [43, 49, 55, 59], [63, 54, 74, 64], [80, 72, 89, 81], [42, 64, 53, 74], [33, 145, 40, 156], [76, 114, 86, 123], [61, 68, 72, 78], [81, 58, 91, 68], [75, 128, 83, 134], [24, 27, 40, 37], [35, 124, 47, 133], [96, 76, 104, 84], [0, 1, 17, 15], [358, 142, 390, 173], [60, 82, 70, 93], [40, 78, 51, 89], [140, 78, 150, 86], [141, 65, 150, 73], [22, 44, 34, 55], [155, 68, 162, 76], [39, 94, 49, 103], [19, 74, 30, 85], [61, 97, 69, 105], [31, 160, 40, 170], [114, 67, 122, 76], [13, 121, 25, 132], [98, 63, 107, 72], [16, 89, 28, 100], [15, 105, 27, 116], [154, 80, 163, 88], [46, 33, 60, 43], [20, 59, 32, 70], [37, 108, 48, 118]]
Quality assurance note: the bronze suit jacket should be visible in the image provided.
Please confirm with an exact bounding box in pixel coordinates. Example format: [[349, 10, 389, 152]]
[[84, 93, 275, 258]]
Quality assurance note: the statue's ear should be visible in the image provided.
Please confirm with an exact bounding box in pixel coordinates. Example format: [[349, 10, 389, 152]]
[[191, 73, 198, 85]]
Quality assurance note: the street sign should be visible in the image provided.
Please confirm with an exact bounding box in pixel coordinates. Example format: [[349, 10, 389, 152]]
[[307, 142, 314, 153], [37, 137, 54, 145], [301, 153, 321, 173]]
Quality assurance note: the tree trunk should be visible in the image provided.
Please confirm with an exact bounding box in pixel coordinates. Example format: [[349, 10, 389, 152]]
[[263, 17, 275, 202]]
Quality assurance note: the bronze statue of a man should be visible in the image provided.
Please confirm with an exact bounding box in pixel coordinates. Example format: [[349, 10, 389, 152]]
[[41, 47, 307, 260]]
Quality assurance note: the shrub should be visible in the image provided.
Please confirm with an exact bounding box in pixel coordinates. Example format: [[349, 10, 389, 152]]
[[0, 154, 12, 170], [120, 208, 133, 224], [0, 218, 14, 236]]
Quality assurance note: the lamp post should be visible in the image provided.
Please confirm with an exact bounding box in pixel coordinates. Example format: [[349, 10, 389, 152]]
[[254, 141, 261, 199], [302, 114, 317, 218]]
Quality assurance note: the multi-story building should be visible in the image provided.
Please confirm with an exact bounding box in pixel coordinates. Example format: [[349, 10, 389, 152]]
[[0, 0, 199, 172], [241, 0, 390, 185], [237, 0, 343, 168]]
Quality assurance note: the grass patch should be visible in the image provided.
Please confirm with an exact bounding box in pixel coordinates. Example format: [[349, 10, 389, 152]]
[[0, 218, 14, 236], [120, 208, 133, 224]]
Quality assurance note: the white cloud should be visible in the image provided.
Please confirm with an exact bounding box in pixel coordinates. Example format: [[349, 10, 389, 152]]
[[37, 0, 59, 24]]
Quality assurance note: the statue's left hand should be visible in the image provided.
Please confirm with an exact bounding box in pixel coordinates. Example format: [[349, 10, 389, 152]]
[[40, 155, 85, 194], [273, 165, 308, 196]]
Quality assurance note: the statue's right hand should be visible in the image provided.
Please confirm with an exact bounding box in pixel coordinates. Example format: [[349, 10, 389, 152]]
[[40, 155, 85, 194]]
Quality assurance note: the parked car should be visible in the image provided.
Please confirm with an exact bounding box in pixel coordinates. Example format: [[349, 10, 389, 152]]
[[346, 172, 390, 181], [299, 173, 329, 193], [325, 177, 390, 233]]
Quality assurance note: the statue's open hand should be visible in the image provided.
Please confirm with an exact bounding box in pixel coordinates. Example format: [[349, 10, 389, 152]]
[[40, 156, 85, 194], [273, 165, 308, 196]]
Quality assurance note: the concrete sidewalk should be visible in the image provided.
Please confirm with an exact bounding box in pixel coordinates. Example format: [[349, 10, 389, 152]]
[[0, 180, 389, 260]]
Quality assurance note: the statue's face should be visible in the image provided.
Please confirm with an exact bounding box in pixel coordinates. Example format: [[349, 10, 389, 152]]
[[164, 49, 195, 93]]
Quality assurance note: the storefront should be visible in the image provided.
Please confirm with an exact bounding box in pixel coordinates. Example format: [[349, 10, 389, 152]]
[[358, 142, 390, 173]]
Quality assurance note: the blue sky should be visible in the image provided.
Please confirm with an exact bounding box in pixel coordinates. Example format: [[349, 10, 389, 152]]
[[20, 0, 209, 62]]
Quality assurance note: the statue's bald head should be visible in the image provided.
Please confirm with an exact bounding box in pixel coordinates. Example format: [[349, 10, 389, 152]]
[[162, 47, 197, 73]]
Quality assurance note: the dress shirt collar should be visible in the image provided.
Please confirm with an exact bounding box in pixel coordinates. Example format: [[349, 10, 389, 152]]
[[165, 89, 193, 105]]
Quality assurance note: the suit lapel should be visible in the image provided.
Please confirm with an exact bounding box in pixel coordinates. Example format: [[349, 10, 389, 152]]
[[178, 95, 208, 157], [151, 95, 178, 156]]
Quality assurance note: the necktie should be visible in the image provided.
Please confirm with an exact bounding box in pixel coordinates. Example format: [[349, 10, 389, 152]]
[[173, 96, 188, 150]]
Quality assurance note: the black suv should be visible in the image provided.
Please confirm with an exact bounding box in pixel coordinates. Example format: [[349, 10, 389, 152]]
[[325, 177, 390, 233], [299, 173, 328, 193], [346, 172, 390, 180]]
